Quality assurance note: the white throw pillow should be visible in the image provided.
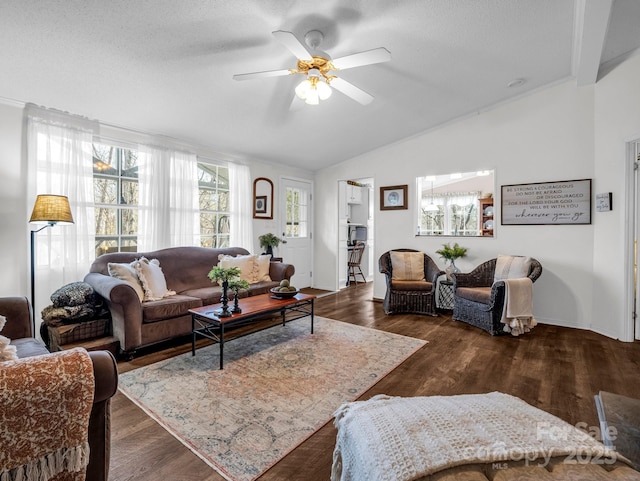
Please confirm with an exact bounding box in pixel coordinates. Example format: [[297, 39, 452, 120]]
[[390, 251, 425, 281], [108, 261, 145, 301], [255, 254, 272, 282], [494, 255, 532, 281], [0, 314, 18, 362], [134, 257, 176, 301], [218, 254, 259, 283]]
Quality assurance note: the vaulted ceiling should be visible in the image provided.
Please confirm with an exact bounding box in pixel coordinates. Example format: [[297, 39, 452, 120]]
[[1, 1, 638, 171]]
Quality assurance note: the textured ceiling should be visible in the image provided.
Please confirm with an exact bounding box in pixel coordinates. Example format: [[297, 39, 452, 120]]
[[0, 0, 638, 171]]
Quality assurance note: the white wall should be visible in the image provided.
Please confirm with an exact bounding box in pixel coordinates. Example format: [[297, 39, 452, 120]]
[[592, 56, 640, 340], [0, 100, 28, 298], [315, 55, 640, 340]]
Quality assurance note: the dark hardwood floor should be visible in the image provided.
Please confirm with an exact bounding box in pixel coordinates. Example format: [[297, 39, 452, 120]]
[[110, 284, 640, 481]]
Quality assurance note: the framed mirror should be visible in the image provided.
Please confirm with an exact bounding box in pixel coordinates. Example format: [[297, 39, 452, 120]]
[[416, 169, 495, 237], [253, 177, 274, 219]]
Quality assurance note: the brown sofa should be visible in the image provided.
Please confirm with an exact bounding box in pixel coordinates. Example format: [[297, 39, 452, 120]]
[[1, 296, 118, 481], [84, 246, 295, 358]]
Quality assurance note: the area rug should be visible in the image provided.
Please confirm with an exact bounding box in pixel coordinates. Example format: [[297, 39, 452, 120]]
[[118, 316, 426, 481]]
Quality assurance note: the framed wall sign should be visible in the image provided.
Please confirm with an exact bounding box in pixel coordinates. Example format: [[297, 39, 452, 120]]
[[501, 178, 591, 225], [380, 184, 408, 210], [253, 177, 273, 219]]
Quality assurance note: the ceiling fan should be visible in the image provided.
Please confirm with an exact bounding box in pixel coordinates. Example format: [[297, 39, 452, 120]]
[[233, 30, 391, 106]]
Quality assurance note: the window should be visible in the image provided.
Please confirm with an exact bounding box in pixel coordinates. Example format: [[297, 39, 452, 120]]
[[420, 192, 479, 236], [93, 141, 231, 256], [284, 186, 309, 238], [417, 174, 482, 236], [198, 163, 230, 248], [93, 143, 139, 257]]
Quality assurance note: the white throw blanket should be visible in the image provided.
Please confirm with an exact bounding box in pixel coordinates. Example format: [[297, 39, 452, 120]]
[[331, 392, 616, 481], [500, 277, 537, 336]]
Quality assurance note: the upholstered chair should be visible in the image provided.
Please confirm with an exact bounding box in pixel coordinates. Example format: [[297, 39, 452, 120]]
[[378, 249, 444, 316], [0, 296, 118, 481], [451, 257, 542, 335]]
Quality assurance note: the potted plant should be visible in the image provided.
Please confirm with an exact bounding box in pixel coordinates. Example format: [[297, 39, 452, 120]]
[[258, 233, 286, 257], [435, 242, 468, 280], [207, 266, 242, 317], [228, 278, 250, 313]]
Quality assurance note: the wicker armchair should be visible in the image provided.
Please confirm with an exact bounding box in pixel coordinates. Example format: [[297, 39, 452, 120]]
[[451, 257, 542, 335], [378, 249, 444, 316]]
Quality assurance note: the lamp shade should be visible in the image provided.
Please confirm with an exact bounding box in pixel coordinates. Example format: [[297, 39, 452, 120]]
[[29, 194, 74, 224]]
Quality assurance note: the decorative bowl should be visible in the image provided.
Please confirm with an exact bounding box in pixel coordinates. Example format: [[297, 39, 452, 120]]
[[270, 287, 300, 299]]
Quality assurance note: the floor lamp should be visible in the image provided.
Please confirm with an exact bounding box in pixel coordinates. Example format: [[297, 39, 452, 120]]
[[29, 194, 74, 317]]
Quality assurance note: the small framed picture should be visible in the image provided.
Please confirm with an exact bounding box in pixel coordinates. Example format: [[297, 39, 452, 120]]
[[255, 196, 267, 214], [380, 185, 408, 210]]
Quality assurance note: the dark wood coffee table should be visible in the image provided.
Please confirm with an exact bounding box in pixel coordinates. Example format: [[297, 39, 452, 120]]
[[189, 292, 315, 369]]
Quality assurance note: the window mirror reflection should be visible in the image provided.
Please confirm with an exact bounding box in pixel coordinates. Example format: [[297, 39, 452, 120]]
[[417, 170, 495, 237]]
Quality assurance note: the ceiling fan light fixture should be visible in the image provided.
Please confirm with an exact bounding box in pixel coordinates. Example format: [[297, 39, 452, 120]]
[[295, 68, 331, 104], [305, 88, 320, 105], [316, 79, 332, 100], [295, 78, 312, 99]]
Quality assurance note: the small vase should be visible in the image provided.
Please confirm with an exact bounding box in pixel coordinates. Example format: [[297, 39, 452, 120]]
[[445, 259, 460, 281], [217, 280, 232, 317], [265, 245, 274, 257]]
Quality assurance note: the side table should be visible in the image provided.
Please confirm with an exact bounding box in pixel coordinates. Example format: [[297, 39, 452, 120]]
[[437, 279, 454, 310]]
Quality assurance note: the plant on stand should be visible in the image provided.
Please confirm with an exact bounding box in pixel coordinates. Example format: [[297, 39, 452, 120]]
[[228, 278, 250, 313], [258, 233, 286, 257], [435, 242, 468, 280], [207, 266, 242, 317]]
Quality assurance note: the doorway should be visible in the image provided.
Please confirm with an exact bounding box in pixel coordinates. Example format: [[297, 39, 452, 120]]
[[337, 178, 374, 289], [632, 139, 640, 340], [279, 176, 313, 288]]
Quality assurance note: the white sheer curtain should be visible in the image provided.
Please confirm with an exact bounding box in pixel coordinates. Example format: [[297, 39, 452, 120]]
[[138, 145, 199, 251], [26, 105, 96, 323], [229, 163, 253, 251]]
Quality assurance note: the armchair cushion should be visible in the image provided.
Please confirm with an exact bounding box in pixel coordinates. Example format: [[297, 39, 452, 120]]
[[456, 286, 492, 304], [494, 255, 532, 281], [390, 251, 425, 281], [391, 280, 434, 292]]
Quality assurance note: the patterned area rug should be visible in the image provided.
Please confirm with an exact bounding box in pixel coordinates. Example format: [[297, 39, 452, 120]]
[[118, 316, 426, 481]]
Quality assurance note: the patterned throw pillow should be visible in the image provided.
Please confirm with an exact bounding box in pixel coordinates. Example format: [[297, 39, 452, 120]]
[[390, 251, 425, 281], [50, 281, 96, 307]]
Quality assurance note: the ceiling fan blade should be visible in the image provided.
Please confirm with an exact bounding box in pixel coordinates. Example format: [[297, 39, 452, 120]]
[[272, 30, 313, 60], [233, 69, 292, 81], [330, 77, 374, 105], [331, 48, 391, 70]]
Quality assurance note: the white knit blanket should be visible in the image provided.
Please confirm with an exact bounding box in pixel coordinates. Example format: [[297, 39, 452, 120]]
[[332, 392, 615, 481]]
